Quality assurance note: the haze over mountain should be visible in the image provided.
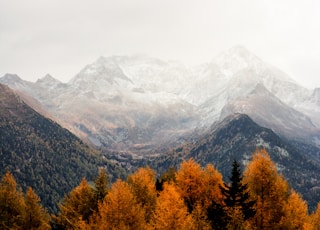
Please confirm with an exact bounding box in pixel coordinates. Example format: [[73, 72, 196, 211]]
[[1, 46, 320, 151]]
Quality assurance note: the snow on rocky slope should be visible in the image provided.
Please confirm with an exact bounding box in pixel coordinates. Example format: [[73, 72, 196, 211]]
[[1, 46, 319, 149]]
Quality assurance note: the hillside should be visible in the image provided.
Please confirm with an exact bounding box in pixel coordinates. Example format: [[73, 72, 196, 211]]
[[0, 84, 126, 213], [147, 114, 320, 209]]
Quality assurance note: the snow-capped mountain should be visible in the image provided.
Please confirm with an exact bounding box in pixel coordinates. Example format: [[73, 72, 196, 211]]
[[35, 74, 63, 89], [1, 46, 319, 150], [220, 83, 317, 139]]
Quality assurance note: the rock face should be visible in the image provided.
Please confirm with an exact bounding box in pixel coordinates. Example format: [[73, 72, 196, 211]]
[[1, 46, 319, 151]]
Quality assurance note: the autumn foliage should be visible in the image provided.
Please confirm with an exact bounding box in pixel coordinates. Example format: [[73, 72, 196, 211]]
[[1, 149, 320, 229], [0, 172, 50, 229]]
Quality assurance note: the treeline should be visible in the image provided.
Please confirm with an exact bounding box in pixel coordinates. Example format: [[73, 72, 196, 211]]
[[1, 149, 320, 229]]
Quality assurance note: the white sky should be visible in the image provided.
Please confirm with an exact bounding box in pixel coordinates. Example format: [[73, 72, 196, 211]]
[[1, 0, 320, 88]]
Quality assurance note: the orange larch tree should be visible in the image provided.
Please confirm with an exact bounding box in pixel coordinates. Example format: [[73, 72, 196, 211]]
[[150, 182, 195, 230], [310, 202, 320, 229], [0, 172, 26, 229], [128, 166, 157, 223], [92, 179, 146, 230], [280, 190, 309, 229], [176, 159, 224, 212], [244, 149, 290, 229], [53, 178, 96, 229], [23, 187, 51, 230]]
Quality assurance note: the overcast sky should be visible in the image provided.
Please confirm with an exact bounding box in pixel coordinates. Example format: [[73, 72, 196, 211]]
[[1, 0, 320, 88]]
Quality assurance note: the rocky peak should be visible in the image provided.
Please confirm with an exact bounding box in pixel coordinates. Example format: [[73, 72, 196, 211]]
[[1, 73, 24, 84], [69, 56, 132, 88], [36, 74, 61, 87], [214, 45, 263, 77]]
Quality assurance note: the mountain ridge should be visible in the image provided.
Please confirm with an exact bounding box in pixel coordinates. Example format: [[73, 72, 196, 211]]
[[1, 46, 319, 151]]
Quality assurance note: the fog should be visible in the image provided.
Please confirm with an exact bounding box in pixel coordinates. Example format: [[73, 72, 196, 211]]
[[1, 0, 320, 88]]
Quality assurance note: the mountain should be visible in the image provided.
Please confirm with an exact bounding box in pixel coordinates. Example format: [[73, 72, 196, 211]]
[[198, 47, 318, 137], [1, 46, 320, 210], [1, 46, 319, 151], [0, 84, 126, 213], [147, 113, 320, 209], [0, 59, 201, 152], [220, 83, 317, 139]]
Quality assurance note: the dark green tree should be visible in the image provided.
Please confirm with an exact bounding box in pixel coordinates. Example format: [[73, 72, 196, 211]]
[[221, 160, 256, 220], [207, 201, 228, 230], [155, 166, 176, 192], [93, 168, 108, 203]]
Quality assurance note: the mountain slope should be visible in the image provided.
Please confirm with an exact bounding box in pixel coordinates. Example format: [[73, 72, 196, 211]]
[[0, 84, 126, 213], [1, 46, 319, 150], [200, 47, 318, 139], [220, 83, 317, 139], [148, 113, 320, 209]]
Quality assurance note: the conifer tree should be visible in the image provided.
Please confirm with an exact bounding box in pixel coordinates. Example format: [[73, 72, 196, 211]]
[[156, 166, 176, 191], [280, 190, 308, 229], [207, 200, 228, 230], [93, 168, 108, 204], [203, 164, 225, 208], [23, 187, 51, 230], [221, 160, 256, 221], [244, 149, 290, 229], [192, 203, 211, 230], [0, 172, 25, 229], [151, 182, 194, 230], [93, 179, 146, 230], [128, 167, 157, 223], [176, 159, 223, 212], [176, 158, 204, 212], [53, 178, 95, 229], [310, 202, 320, 229]]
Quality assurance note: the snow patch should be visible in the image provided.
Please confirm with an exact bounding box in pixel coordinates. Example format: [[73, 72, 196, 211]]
[[274, 146, 289, 157], [255, 137, 270, 149]]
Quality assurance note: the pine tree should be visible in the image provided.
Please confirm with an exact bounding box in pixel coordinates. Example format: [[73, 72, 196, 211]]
[[207, 200, 228, 230], [93, 168, 108, 204], [221, 160, 256, 221], [23, 187, 51, 230]]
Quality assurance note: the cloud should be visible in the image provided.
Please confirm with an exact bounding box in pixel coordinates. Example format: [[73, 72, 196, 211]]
[[0, 0, 319, 88]]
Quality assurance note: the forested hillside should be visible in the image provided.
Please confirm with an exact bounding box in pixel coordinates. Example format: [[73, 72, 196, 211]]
[[0, 84, 126, 213], [1, 149, 320, 229]]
